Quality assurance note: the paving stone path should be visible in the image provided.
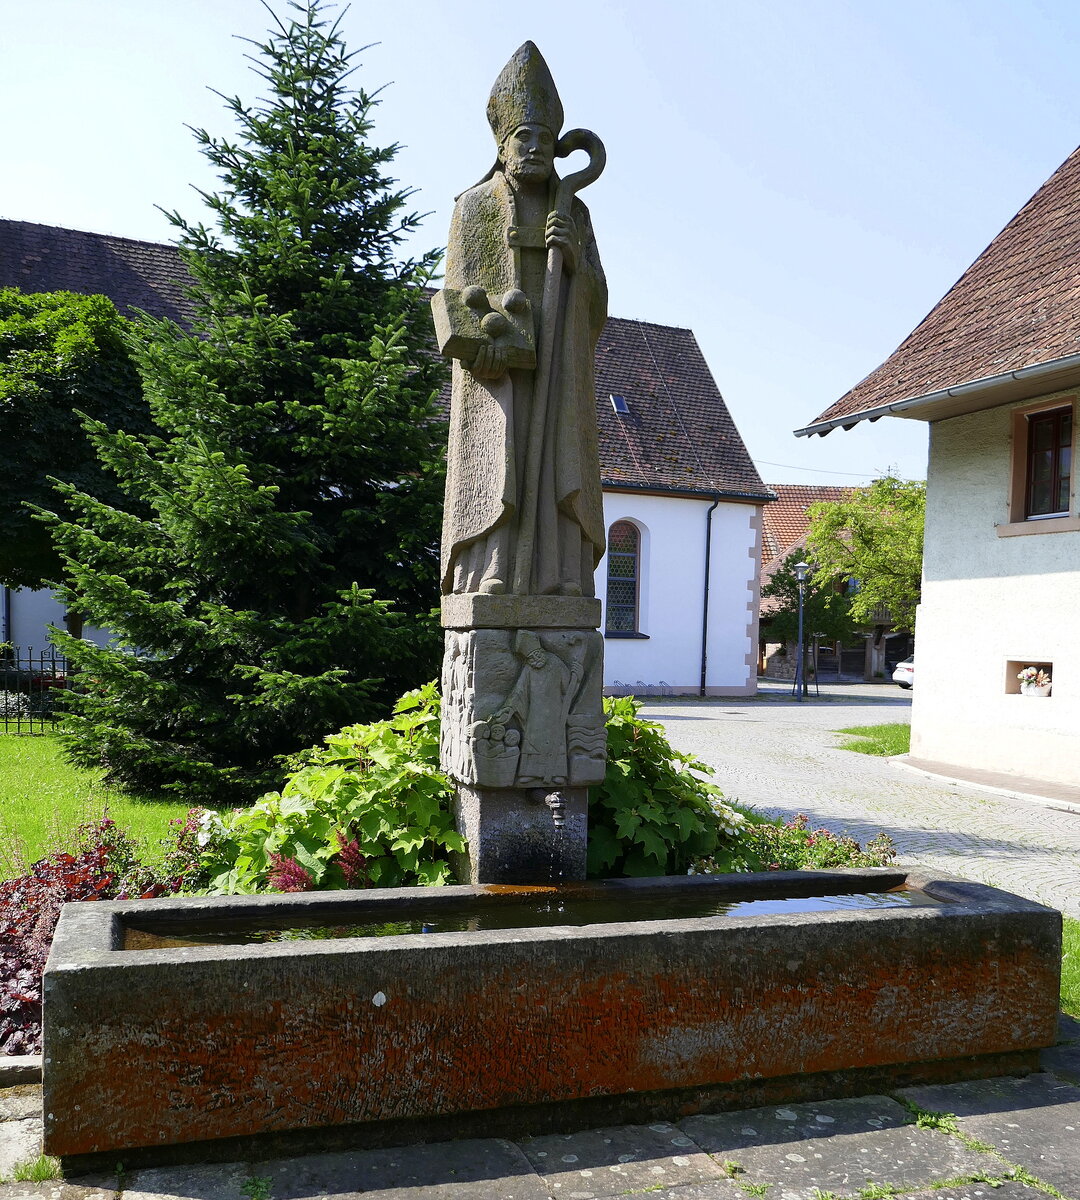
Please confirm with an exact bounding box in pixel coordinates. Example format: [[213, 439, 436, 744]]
[[642, 689, 1080, 919], [2, 1021, 1078, 1199]]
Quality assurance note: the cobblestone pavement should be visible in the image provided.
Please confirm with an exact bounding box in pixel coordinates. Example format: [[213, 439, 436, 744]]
[[642, 687, 1080, 919]]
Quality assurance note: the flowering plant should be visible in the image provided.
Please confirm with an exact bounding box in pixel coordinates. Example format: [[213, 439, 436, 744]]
[[0, 691, 29, 719], [734, 813, 896, 873], [1017, 666, 1052, 687]]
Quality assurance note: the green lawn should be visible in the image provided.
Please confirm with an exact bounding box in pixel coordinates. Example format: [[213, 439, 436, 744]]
[[1064, 916, 1080, 1017], [835, 723, 911, 756], [0, 735, 190, 879]]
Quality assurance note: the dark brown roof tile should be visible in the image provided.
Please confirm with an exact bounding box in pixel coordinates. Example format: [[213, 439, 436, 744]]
[[1, 218, 196, 327]]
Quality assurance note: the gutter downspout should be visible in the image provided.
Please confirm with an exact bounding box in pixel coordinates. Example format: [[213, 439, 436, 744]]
[[699, 494, 721, 697], [1, 585, 10, 645]]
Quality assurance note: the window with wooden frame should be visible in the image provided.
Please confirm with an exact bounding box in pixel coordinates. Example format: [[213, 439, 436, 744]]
[[1024, 406, 1072, 518], [1000, 397, 1080, 536], [605, 520, 640, 634]]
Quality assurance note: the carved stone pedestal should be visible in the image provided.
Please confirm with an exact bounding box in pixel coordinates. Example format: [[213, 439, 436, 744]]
[[440, 595, 605, 884]]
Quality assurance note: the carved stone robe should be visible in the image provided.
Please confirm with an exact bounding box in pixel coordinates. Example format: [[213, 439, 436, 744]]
[[440, 170, 608, 596]]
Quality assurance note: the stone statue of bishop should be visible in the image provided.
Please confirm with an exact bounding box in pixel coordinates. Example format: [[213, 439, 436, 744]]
[[432, 42, 609, 884]]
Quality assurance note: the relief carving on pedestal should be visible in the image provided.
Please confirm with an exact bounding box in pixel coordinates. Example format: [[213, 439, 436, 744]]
[[441, 628, 605, 790]]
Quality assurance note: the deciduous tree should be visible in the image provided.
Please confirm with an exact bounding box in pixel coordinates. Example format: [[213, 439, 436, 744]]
[[806, 476, 925, 632], [760, 551, 854, 649], [0, 289, 147, 592]]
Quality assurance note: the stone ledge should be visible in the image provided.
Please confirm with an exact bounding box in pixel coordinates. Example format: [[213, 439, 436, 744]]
[[0, 1056, 42, 1087], [441, 593, 601, 630]]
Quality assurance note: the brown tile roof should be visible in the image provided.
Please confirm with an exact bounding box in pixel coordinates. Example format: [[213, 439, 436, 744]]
[[0, 219, 767, 500], [1, 218, 196, 327], [759, 484, 853, 615], [594, 318, 769, 498], [808, 143, 1080, 429]]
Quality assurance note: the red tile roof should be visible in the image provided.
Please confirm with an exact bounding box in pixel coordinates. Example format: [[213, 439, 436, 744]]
[[761, 484, 853, 568], [759, 484, 853, 614], [1, 218, 769, 502], [807, 143, 1080, 429]]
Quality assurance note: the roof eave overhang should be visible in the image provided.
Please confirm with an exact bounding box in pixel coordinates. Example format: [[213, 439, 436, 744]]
[[602, 480, 774, 503], [794, 351, 1080, 439]]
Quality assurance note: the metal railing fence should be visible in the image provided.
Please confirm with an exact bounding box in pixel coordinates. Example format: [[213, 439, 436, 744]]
[[0, 647, 70, 734]]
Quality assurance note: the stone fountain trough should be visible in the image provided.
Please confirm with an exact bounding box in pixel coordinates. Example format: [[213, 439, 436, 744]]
[[42, 866, 1061, 1171]]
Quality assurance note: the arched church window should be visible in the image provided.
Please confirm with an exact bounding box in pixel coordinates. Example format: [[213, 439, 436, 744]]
[[605, 521, 640, 633]]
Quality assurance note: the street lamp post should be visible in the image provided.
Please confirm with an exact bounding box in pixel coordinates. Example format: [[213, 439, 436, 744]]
[[794, 560, 809, 702]]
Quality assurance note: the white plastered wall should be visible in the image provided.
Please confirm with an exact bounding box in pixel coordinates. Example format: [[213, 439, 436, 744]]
[[911, 394, 1080, 786], [3, 587, 110, 651], [597, 492, 761, 696]]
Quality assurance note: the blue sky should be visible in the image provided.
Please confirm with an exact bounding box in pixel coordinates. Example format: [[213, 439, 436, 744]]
[[4, 0, 1079, 485]]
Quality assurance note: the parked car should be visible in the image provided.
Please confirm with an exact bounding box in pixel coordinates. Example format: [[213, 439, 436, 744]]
[[892, 657, 914, 689]]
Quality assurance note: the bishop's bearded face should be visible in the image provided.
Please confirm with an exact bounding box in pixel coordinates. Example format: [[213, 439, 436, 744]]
[[500, 123, 556, 185]]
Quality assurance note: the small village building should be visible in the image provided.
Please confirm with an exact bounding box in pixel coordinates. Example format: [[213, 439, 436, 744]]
[[757, 484, 912, 682], [797, 145, 1080, 789], [0, 219, 772, 696], [759, 484, 848, 680]]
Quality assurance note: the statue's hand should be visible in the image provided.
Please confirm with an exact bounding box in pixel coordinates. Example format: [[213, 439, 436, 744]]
[[546, 212, 581, 273], [468, 341, 508, 380]]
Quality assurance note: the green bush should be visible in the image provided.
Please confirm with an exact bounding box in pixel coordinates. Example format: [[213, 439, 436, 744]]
[[164, 688, 897, 895], [588, 696, 751, 877], [187, 684, 460, 894], [171, 689, 756, 893]]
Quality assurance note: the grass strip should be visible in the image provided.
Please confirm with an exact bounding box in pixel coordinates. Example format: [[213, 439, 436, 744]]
[[1062, 916, 1080, 1018], [835, 724, 911, 757]]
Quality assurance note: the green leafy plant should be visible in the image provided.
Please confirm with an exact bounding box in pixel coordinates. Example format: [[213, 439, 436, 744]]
[[739, 813, 895, 872], [587, 696, 754, 878], [191, 683, 462, 894], [162, 691, 894, 895], [167, 689, 761, 893]]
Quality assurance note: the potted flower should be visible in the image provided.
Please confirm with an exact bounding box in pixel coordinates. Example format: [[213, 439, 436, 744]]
[[1017, 666, 1052, 697]]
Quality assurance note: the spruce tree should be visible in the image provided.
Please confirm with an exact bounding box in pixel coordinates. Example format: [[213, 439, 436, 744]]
[[48, 1, 447, 802]]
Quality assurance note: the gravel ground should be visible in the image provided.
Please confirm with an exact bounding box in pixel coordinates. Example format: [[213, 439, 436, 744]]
[[642, 685, 1080, 918]]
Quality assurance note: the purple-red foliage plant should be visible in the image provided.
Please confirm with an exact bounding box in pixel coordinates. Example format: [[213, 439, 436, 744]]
[[334, 831, 371, 889], [267, 853, 313, 892], [0, 817, 176, 1055]]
